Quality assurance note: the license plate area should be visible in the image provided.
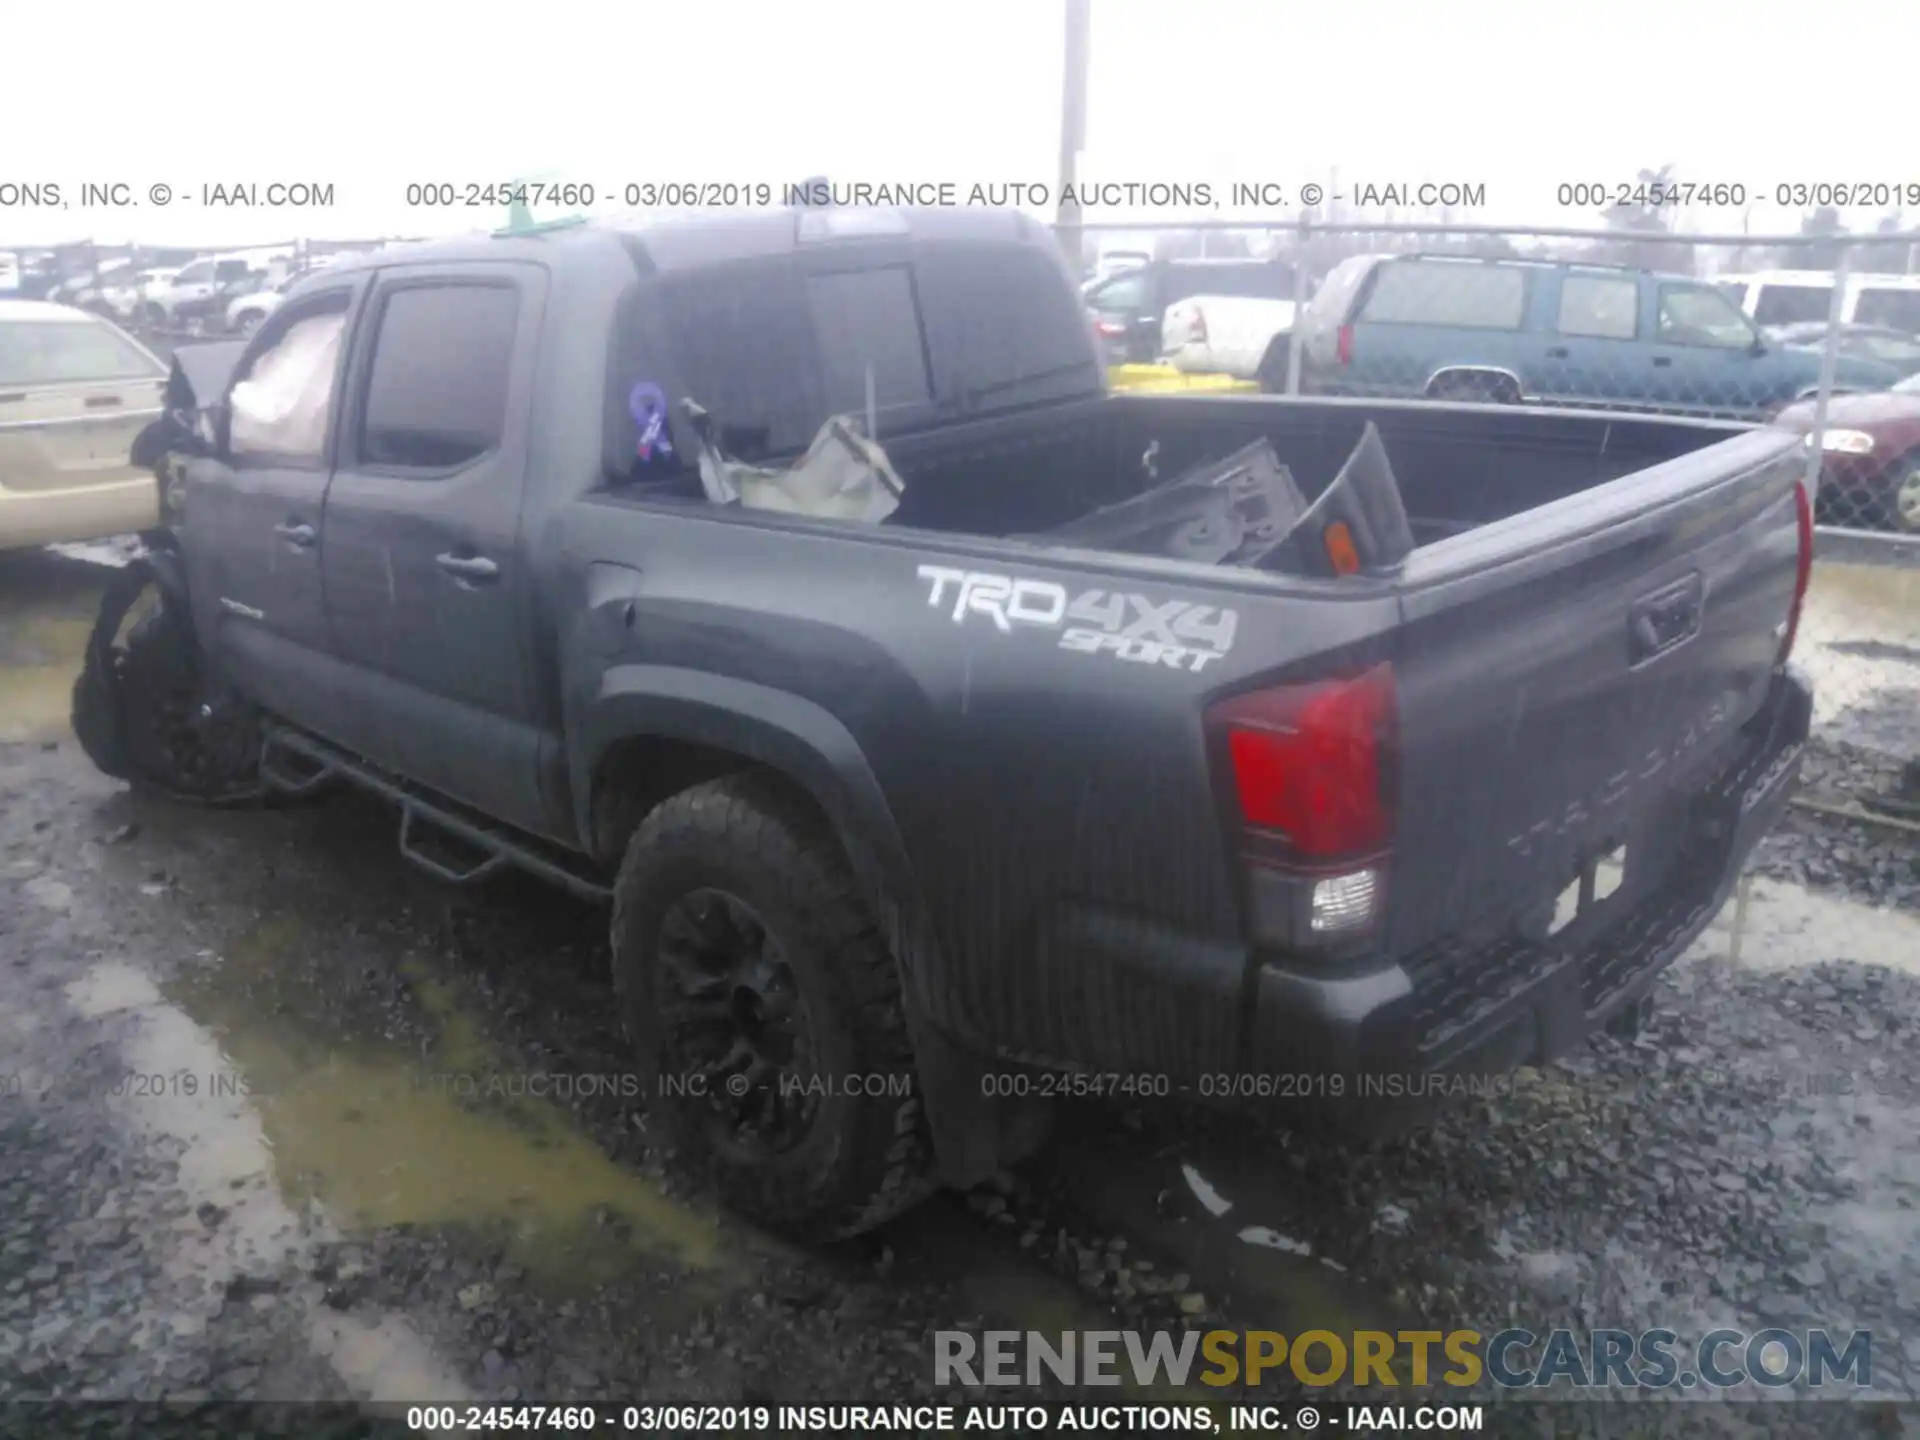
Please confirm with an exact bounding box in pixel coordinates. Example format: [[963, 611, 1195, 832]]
[[1546, 842, 1630, 939]]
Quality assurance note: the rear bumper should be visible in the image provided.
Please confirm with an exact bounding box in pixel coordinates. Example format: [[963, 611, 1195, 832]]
[[0, 475, 159, 551], [962, 666, 1811, 1131]]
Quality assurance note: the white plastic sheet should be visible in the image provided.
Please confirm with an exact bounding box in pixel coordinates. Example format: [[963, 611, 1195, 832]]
[[228, 312, 345, 458]]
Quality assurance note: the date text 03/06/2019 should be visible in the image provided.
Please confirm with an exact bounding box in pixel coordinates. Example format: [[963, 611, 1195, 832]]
[[403, 1402, 1480, 1433]]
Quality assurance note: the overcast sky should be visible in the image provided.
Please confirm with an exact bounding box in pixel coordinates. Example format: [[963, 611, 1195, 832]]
[[2, 0, 1914, 250]]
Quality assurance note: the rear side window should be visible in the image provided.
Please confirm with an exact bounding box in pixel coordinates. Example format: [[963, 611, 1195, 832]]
[[1751, 283, 1832, 327], [359, 284, 518, 470], [0, 318, 162, 385], [1360, 261, 1527, 329], [1555, 275, 1638, 339], [1854, 287, 1920, 333]]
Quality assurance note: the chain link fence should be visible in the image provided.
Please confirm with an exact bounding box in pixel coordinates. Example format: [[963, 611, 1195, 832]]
[[1069, 219, 1920, 542]]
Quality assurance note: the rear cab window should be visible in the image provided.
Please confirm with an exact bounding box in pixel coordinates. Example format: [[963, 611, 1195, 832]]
[[623, 232, 1099, 470], [1359, 260, 1529, 329]]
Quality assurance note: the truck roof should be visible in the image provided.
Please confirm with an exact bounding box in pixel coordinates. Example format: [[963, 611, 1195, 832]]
[[310, 207, 1062, 280]]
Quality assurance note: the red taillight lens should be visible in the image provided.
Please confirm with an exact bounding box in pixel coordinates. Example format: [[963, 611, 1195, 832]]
[[1335, 323, 1355, 366], [1209, 664, 1396, 859], [1093, 317, 1126, 338], [1190, 308, 1209, 344], [1780, 478, 1814, 664]]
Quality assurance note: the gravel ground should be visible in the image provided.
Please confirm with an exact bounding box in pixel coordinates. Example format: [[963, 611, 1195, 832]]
[[2, 549, 1917, 1437]]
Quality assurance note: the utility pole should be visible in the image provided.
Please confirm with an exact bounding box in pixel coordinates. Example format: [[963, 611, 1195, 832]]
[[1056, 0, 1091, 270]]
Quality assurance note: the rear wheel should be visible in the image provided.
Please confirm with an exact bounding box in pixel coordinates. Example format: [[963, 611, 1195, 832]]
[[609, 775, 934, 1241]]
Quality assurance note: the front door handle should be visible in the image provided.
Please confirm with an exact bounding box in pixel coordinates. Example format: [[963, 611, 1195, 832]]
[[1545, 346, 1570, 360], [272, 520, 316, 547], [436, 552, 500, 583], [1652, 356, 1673, 368]]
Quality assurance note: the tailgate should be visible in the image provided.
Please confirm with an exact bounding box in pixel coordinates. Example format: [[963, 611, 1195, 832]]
[[1381, 426, 1805, 957]]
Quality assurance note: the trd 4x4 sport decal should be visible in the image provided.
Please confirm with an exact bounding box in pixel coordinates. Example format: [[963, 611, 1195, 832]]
[[916, 565, 1238, 673]]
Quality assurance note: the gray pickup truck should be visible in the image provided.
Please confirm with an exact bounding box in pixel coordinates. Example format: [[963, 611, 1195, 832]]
[[74, 206, 1812, 1242]]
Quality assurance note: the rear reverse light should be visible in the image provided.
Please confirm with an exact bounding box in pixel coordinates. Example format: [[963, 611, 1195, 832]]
[[1780, 478, 1813, 664], [1335, 323, 1355, 366]]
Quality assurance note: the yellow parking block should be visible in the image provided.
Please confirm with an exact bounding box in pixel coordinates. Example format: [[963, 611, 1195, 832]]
[[1107, 364, 1259, 394]]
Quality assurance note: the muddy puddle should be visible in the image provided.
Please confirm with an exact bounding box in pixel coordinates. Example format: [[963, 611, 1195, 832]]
[[156, 913, 738, 1298], [0, 553, 100, 742]]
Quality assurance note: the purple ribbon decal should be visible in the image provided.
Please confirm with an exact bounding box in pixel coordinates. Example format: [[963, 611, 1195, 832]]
[[629, 382, 673, 462]]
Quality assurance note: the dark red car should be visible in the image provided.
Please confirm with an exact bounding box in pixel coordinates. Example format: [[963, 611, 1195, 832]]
[[1774, 381, 1920, 533]]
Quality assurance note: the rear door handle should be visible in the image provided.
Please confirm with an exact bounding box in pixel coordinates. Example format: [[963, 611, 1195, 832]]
[[84, 395, 123, 409], [272, 520, 316, 548], [1652, 356, 1673, 367], [1545, 346, 1570, 359], [436, 552, 500, 583]]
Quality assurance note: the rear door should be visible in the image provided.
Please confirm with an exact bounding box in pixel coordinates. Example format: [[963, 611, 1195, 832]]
[[1534, 270, 1644, 407], [1650, 281, 1772, 416], [181, 281, 362, 720], [318, 262, 549, 834]]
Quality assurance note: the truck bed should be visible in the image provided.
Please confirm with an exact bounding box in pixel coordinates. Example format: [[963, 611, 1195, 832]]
[[871, 392, 1754, 548]]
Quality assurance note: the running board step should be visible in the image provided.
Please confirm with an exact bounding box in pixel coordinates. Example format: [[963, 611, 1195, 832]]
[[260, 728, 612, 903]]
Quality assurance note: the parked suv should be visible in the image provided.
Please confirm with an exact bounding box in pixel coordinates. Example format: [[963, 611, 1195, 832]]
[[1083, 256, 1297, 365], [1299, 254, 1903, 419], [1718, 270, 1920, 335]]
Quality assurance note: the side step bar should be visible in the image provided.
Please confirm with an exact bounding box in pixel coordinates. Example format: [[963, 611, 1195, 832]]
[[260, 728, 612, 904]]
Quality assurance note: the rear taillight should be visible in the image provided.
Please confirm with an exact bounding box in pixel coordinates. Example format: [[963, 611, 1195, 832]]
[[1093, 317, 1126, 339], [1335, 323, 1355, 366], [1189, 308, 1209, 345], [1780, 478, 1814, 664], [1208, 665, 1396, 945]]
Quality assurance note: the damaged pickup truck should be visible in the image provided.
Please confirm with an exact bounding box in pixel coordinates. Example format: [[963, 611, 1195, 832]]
[[74, 206, 1813, 1241]]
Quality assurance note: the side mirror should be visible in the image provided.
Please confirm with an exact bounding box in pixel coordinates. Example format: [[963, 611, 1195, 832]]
[[1749, 336, 1768, 357]]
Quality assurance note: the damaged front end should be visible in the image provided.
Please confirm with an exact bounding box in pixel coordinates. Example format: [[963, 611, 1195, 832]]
[[71, 342, 264, 802]]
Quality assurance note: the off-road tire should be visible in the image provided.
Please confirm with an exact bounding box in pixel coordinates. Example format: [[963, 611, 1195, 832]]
[[610, 774, 934, 1242]]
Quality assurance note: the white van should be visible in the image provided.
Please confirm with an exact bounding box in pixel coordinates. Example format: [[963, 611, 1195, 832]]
[[1717, 270, 1920, 333], [0, 251, 20, 297]]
